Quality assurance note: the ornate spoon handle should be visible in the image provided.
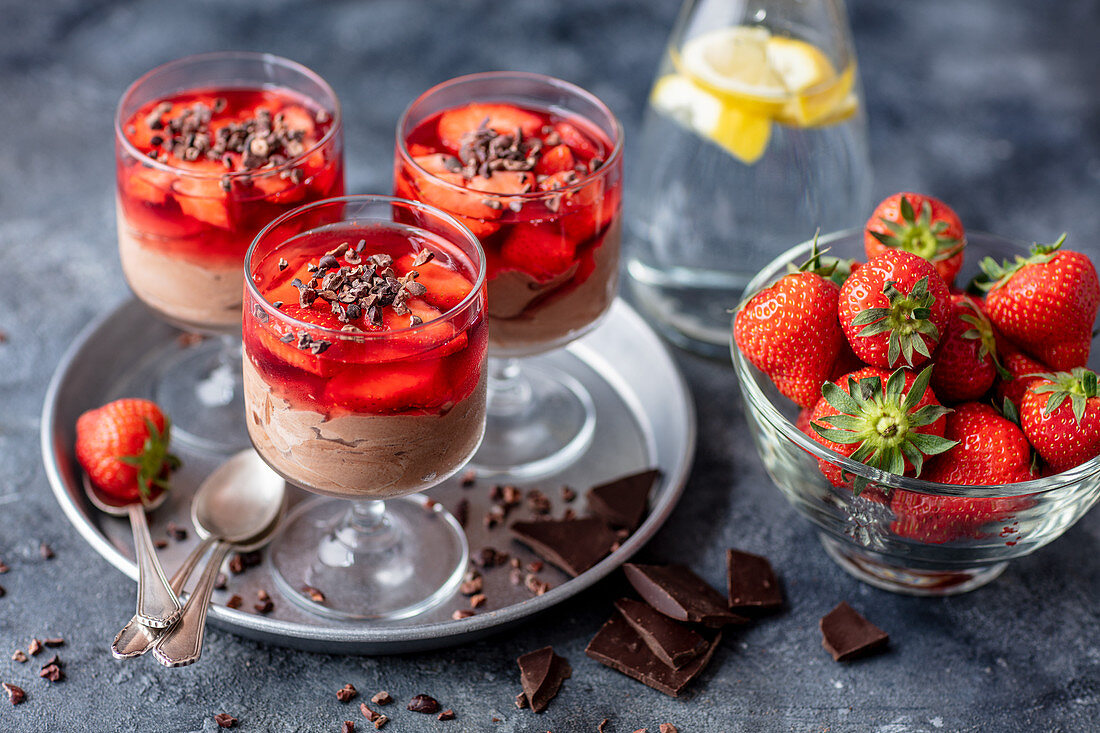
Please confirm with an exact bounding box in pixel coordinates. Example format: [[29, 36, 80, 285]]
[[129, 503, 181, 628], [151, 541, 231, 668]]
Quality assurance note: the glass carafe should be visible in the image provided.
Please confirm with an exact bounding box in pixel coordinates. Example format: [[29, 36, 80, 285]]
[[625, 0, 872, 356]]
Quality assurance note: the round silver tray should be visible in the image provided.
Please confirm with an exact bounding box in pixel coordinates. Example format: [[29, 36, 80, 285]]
[[41, 297, 695, 654]]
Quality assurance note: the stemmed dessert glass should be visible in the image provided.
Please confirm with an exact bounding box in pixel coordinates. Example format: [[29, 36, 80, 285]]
[[115, 52, 344, 452], [395, 72, 624, 478], [242, 195, 488, 619]]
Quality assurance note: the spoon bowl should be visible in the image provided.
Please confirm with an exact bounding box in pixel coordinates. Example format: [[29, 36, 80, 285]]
[[191, 448, 286, 544]]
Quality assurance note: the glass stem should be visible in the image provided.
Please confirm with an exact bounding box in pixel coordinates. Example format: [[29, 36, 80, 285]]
[[318, 499, 396, 568], [194, 334, 242, 407], [487, 357, 534, 418]]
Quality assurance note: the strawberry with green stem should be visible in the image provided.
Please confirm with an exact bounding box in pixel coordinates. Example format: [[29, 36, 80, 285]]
[[838, 250, 952, 369], [809, 365, 955, 493], [864, 192, 966, 286], [980, 234, 1099, 370], [1021, 367, 1100, 473], [75, 399, 180, 504], [734, 237, 845, 409], [930, 294, 1008, 403]]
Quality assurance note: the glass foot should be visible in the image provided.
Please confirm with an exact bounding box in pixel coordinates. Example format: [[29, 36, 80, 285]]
[[819, 534, 1008, 596], [470, 358, 596, 480], [270, 495, 468, 621], [155, 334, 250, 454]]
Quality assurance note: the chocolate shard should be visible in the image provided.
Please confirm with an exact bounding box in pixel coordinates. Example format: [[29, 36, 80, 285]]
[[517, 645, 571, 713], [614, 598, 709, 670], [726, 549, 783, 612], [820, 601, 889, 662], [586, 469, 660, 531], [510, 518, 618, 577], [585, 611, 721, 697], [624, 563, 749, 627]]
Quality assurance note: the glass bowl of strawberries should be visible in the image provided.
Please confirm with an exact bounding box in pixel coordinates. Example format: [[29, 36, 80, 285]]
[[732, 193, 1100, 595]]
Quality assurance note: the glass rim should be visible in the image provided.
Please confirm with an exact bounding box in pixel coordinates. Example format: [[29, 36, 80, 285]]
[[731, 227, 1100, 499], [244, 194, 487, 341], [394, 70, 625, 201], [114, 51, 343, 181]]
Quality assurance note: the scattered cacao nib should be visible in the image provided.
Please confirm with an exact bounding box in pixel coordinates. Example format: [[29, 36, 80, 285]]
[[509, 557, 521, 569], [659, 724, 678, 733], [12, 650, 27, 663], [230, 551, 262, 574], [214, 573, 228, 591], [214, 712, 238, 728], [177, 332, 206, 348], [0, 584, 5, 598], [153, 540, 168, 550], [527, 561, 543, 573], [302, 585, 326, 603], [226, 595, 243, 609], [561, 486, 576, 502], [166, 522, 188, 541], [411, 249, 435, 267], [3, 682, 25, 706], [472, 547, 508, 568], [336, 683, 358, 702], [458, 121, 542, 179], [459, 575, 483, 596], [509, 568, 524, 585], [563, 508, 577, 521], [0, 331, 7, 345], [27, 639, 41, 656], [454, 498, 469, 528], [451, 609, 475, 620], [360, 703, 387, 727], [407, 694, 440, 714], [501, 485, 522, 508], [39, 661, 63, 682], [43, 638, 64, 648], [254, 597, 274, 614], [469, 593, 487, 609], [524, 575, 551, 596], [438, 709, 455, 721], [597, 719, 610, 732], [526, 489, 552, 515], [460, 469, 476, 488], [342, 722, 355, 733], [514, 691, 528, 709], [371, 691, 393, 706], [0, 559, 10, 573], [489, 485, 503, 502], [483, 505, 506, 529], [39, 543, 54, 560]]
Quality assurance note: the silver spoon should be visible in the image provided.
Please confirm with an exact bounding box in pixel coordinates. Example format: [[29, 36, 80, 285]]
[[151, 449, 286, 668], [83, 475, 179, 629]]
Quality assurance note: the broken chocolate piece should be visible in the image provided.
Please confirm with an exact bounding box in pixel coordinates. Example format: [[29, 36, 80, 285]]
[[726, 549, 783, 612], [585, 611, 721, 697], [510, 518, 618, 576], [624, 563, 748, 627], [820, 601, 889, 662], [614, 598, 709, 669], [587, 469, 660, 531], [517, 645, 571, 713]]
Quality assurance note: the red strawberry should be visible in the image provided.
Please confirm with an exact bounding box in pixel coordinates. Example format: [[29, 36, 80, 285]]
[[808, 365, 954, 490], [1020, 368, 1100, 473], [734, 242, 844, 409], [75, 399, 179, 504], [437, 103, 544, 151], [499, 223, 577, 281], [994, 348, 1049, 410], [864, 193, 966, 286], [393, 254, 474, 312], [890, 492, 1027, 544], [535, 145, 577, 175], [922, 402, 1036, 485], [981, 234, 1099, 370], [930, 294, 1005, 403], [838, 250, 951, 369]]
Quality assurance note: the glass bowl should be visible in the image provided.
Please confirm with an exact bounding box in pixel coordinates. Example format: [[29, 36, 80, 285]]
[[732, 229, 1100, 595]]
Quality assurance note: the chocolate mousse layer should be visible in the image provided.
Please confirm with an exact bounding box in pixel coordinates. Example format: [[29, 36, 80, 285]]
[[488, 218, 621, 357], [117, 205, 243, 332], [243, 357, 487, 499]]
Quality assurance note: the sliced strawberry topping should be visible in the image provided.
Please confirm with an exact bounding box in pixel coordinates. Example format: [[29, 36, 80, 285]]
[[394, 254, 474, 312], [437, 103, 544, 151], [323, 360, 444, 413], [465, 171, 535, 195], [500, 224, 577, 281], [553, 121, 600, 159], [535, 145, 576, 175]]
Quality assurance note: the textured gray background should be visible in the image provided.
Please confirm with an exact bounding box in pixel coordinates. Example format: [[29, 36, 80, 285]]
[[2, 0, 1100, 731]]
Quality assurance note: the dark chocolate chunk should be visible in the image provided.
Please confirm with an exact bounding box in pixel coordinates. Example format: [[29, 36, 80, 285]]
[[624, 563, 748, 627], [517, 646, 571, 713], [407, 694, 440, 713], [726, 549, 783, 612], [585, 611, 721, 697], [510, 518, 618, 576], [587, 469, 660, 531], [820, 601, 889, 662], [614, 598, 709, 669]]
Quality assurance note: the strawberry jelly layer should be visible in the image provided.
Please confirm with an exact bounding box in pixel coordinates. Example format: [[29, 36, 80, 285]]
[[244, 222, 486, 420], [118, 87, 342, 268], [396, 101, 620, 353]]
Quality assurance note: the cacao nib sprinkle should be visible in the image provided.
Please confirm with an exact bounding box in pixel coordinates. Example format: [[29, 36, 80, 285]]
[[214, 712, 238, 728], [214, 573, 227, 590], [303, 585, 326, 603], [0, 559, 9, 573], [3, 682, 25, 706], [360, 703, 389, 729], [371, 691, 393, 706], [452, 609, 475, 620], [39, 543, 54, 560], [336, 683, 358, 702], [342, 722, 355, 733], [438, 709, 456, 721], [469, 593, 487, 609], [458, 121, 543, 178], [39, 660, 64, 682], [454, 498, 469, 528], [0, 584, 5, 598], [460, 469, 476, 488], [42, 637, 64, 648], [153, 539, 168, 550], [166, 522, 188, 541], [12, 649, 27, 663], [27, 639, 41, 656], [226, 595, 243, 609], [514, 691, 528, 709]]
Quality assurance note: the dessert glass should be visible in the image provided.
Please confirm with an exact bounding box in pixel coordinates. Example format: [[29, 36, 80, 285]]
[[733, 229, 1100, 595], [395, 72, 624, 478], [115, 52, 344, 452], [243, 195, 487, 619]]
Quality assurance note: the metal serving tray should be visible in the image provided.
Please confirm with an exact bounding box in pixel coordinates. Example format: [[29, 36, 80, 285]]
[[41, 298, 695, 654]]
